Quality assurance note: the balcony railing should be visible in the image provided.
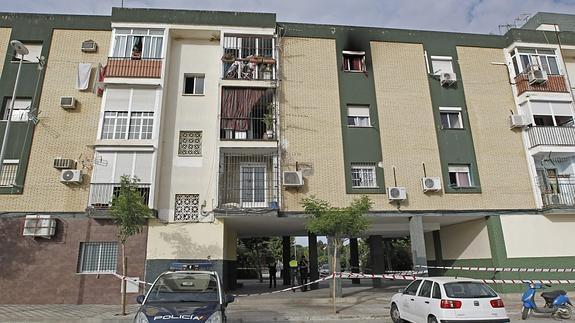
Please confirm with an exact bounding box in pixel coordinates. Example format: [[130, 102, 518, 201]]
[[539, 178, 575, 207], [220, 117, 276, 140], [527, 126, 575, 148], [222, 34, 275, 81], [217, 153, 279, 210], [88, 183, 151, 209], [106, 57, 162, 78], [220, 87, 275, 141], [515, 73, 569, 96]]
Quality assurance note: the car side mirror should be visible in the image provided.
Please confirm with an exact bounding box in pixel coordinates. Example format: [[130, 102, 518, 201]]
[[225, 294, 235, 304], [136, 295, 145, 304], [398, 288, 405, 293]]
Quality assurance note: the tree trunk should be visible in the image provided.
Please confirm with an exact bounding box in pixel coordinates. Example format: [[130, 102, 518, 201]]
[[121, 242, 127, 316], [332, 238, 338, 314]]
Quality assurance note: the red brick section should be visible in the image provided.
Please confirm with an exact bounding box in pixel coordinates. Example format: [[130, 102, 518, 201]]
[[515, 74, 569, 96], [0, 217, 148, 304], [106, 58, 162, 78]]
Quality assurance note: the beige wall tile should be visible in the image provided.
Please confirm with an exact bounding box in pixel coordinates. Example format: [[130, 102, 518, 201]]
[[0, 28, 12, 78]]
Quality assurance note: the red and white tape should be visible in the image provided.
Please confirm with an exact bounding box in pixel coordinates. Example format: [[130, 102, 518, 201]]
[[233, 275, 333, 297], [416, 265, 575, 273], [113, 273, 153, 286]]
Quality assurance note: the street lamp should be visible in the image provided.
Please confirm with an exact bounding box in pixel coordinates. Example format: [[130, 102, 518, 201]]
[[0, 40, 28, 186]]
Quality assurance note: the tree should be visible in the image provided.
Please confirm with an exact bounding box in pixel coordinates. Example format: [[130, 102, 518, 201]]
[[301, 195, 372, 313], [110, 175, 152, 315], [238, 238, 270, 282]]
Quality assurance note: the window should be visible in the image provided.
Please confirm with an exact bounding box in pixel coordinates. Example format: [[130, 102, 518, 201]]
[[531, 101, 574, 127], [431, 56, 454, 74], [439, 107, 463, 129], [351, 163, 377, 188], [178, 131, 202, 156], [403, 280, 422, 296], [174, 194, 200, 222], [2, 98, 31, 121], [183, 74, 205, 95], [347, 105, 371, 127], [449, 165, 472, 188], [128, 112, 154, 139], [343, 51, 366, 72], [418, 280, 433, 298], [77, 242, 118, 274], [0, 160, 18, 187], [112, 28, 164, 59], [511, 48, 560, 75], [443, 282, 497, 299], [101, 111, 129, 139], [432, 282, 442, 299], [12, 43, 42, 63]]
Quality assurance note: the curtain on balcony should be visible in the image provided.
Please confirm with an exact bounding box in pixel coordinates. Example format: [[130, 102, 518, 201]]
[[221, 88, 266, 131]]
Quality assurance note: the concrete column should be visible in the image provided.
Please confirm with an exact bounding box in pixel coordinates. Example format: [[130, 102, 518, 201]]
[[369, 235, 384, 287], [349, 238, 360, 285], [282, 236, 291, 285], [308, 232, 319, 290], [409, 216, 428, 273], [327, 237, 342, 297]]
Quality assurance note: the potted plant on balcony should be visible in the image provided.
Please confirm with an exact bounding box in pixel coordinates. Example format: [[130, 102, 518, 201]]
[[263, 104, 276, 139]]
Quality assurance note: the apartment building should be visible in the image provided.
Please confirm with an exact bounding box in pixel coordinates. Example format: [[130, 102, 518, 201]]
[[1, 8, 575, 304]]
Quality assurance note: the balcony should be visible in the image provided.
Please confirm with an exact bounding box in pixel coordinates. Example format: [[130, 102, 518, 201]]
[[527, 126, 575, 148], [220, 87, 276, 141], [106, 57, 162, 78], [217, 153, 279, 210], [539, 179, 575, 208], [222, 34, 276, 81], [88, 183, 151, 209], [515, 73, 568, 96]]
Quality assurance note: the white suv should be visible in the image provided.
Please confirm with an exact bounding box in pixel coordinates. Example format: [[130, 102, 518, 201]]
[[390, 277, 510, 323]]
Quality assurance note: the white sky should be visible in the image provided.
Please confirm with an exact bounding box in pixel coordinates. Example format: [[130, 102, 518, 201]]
[[1, 0, 575, 34]]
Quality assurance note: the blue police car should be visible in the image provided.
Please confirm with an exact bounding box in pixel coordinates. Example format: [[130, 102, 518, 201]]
[[134, 266, 234, 323]]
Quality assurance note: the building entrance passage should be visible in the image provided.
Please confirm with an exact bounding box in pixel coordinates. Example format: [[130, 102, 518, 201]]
[[240, 163, 267, 207]]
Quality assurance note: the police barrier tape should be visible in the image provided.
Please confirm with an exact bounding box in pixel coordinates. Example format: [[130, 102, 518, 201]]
[[233, 275, 334, 297], [415, 265, 575, 273], [113, 273, 153, 286]]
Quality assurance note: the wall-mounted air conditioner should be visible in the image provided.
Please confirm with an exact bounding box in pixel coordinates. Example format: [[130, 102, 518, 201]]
[[53, 158, 76, 169], [283, 171, 304, 187], [60, 169, 83, 184], [81, 40, 98, 52], [528, 66, 548, 85], [440, 72, 457, 86], [23, 215, 56, 238], [387, 186, 407, 201], [60, 96, 76, 109], [509, 115, 529, 129], [422, 177, 441, 192]]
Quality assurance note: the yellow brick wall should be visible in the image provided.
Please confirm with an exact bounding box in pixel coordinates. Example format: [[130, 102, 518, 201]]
[[0, 30, 111, 212], [0, 28, 12, 78]]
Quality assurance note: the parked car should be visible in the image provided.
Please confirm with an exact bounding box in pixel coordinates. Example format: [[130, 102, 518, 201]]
[[134, 270, 234, 323], [390, 277, 510, 323], [319, 264, 331, 277]]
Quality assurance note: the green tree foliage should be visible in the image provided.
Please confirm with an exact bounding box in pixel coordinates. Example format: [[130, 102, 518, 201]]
[[110, 175, 151, 244]]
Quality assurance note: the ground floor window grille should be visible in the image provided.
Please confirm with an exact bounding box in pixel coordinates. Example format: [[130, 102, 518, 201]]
[[77, 242, 118, 273], [351, 163, 377, 188]]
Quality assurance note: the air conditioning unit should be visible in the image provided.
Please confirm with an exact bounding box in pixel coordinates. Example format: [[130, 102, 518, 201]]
[[81, 40, 98, 52], [53, 158, 76, 169], [422, 177, 441, 192], [440, 72, 457, 86], [23, 215, 56, 238], [387, 186, 407, 201], [60, 169, 83, 184], [283, 171, 304, 187], [528, 66, 548, 85], [60, 96, 76, 109], [509, 114, 529, 129]]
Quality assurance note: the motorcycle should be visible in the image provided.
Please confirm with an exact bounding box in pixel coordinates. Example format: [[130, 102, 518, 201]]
[[521, 283, 572, 320]]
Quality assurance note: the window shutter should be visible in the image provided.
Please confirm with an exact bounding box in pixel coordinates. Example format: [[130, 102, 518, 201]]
[[347, 106, 370, 117], [551, 102, 573, 116], [530, 101, 552, 115], [133, 152, 153, 182], [105, 88, 130, 111], [114, 152, 135, 182], [131, 88, 156, 111]]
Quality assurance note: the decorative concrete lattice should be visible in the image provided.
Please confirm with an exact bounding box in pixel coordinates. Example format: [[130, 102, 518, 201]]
[[174, 194, 200, 222], [178, 131, 202, 156]]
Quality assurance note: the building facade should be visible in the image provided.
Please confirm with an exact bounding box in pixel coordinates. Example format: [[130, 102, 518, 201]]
[[1, 9, 575, 303]]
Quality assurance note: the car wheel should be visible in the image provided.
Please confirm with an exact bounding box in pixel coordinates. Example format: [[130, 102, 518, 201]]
[[428, 316, 439, 323], [390, 303, 402, 323], [521, 306, 530, 320]]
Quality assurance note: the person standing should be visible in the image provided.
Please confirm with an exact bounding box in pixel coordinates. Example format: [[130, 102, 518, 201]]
[[299, 255, 309, 292], [268, 260, 277, 288], [289, 257, 298, 292]]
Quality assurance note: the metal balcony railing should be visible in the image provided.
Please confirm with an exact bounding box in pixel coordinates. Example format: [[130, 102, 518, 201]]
[[539, 178, 575, 207], [220, 117, 276, 140], [88, 183, 151, 209], [217, 153, 279, 210], [106, 57, 162, 78], [220, 87, 276, 141], [222, 34, 276, 81], [514, 73, 568, 96], [527, 126, 575, 148]]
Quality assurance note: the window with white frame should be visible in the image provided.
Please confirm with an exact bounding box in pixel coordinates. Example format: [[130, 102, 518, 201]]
[[77, 242, 118, 274], [12, 43, 42, 63], [530, 101, 574, 127], [439, 107, 463, 129], [351, 163, 377, 188], [2, 98, 31, 121], [343, 51, 366, 72], [448, 165, 472, 188], [101, 87, 157, 140], [347, 105, 371, 127], [183, 74, 205, 95], [0, 159, 18, 186], [431, 56, 454, 75], [510, 48, 560, 76], [112, 28, 164, 59]]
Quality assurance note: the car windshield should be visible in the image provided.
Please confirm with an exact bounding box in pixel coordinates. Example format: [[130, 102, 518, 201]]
[[443, 282, 497, 299], [146, 272, 220, 303]]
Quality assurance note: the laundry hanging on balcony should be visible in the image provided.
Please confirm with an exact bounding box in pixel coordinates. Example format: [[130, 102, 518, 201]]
[[76, 63, 92, 90], [221, 88, 266, 131], [92, 63, 106, 96]]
